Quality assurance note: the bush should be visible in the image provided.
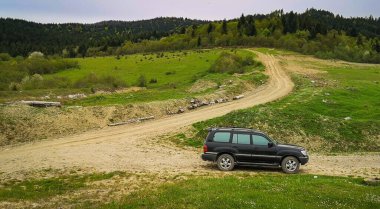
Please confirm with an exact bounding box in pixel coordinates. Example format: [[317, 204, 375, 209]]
[[0, 53, 11, 61], [74, 73, 127, 90], [165, 71, 176, 75], [209, 52, 255, 74], [25, 58, 79, 75], [28, 51, 44, 59], [137, 75, 147, 87], [149, 78, 158, 83]]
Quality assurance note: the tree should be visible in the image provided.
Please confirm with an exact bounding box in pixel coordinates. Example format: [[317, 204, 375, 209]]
[[78, 44, 88, 58], [197, 36, 202, 47], [137, 75, 147, 87], [247, 22, 257, 36], [373, 39, 380, 53], [180, 27, 186, 34], [207, 23, 214, 34], [237, 14, 246, 32], [283, 11, 299, 34], [239, 14, 246, 25], [222, 19, 228, 34]]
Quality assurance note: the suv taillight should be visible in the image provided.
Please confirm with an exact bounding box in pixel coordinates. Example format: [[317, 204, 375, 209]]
[[203, 144, 208, 153]]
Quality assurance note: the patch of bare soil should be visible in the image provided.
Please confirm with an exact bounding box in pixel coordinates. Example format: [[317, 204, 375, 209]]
[[303, 153, 380, 178], [95, 86, 145, 95], [187, 79, 218, 93]]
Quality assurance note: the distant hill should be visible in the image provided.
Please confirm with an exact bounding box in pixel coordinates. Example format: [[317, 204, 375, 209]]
[[0, 17, 207, 56], [116, 9, 380, 63], [1, 9, 380, 59]]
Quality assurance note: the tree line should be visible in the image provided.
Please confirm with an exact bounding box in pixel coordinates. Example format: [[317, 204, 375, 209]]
[[1, 9, 380, 63], [0, 17, 207, 57], [116, 9, 380, 63]]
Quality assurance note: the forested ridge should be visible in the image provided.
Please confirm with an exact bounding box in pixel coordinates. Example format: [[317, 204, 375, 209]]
[[1, 9, 380, 63], [0, 17, 207, 56]]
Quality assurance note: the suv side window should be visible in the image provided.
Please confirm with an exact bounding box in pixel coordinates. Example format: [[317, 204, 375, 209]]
[[212, 132, 231, 143], [232, 133, 251, 145], [252, 134, 269, 146]]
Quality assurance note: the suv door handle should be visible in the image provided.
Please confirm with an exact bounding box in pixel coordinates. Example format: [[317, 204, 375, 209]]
[[232, 146, 238, 149]]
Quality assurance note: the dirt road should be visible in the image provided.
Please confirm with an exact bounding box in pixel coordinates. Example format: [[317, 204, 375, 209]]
[[0, 52, 378, 179]]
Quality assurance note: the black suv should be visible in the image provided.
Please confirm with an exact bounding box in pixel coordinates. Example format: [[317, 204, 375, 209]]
[[201, 128, 309, 173]]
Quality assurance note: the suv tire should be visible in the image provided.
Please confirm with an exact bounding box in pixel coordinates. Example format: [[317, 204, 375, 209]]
[[217, 154, 235, 171], [281, 156, 300, 174]]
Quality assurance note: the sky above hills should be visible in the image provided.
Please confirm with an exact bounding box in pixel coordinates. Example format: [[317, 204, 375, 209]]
[[1, 0, 379, 23]]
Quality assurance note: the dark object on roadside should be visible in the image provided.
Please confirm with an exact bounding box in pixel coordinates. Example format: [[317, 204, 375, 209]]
[[201, 127, 309, 174], [108, 116, 154, 126], [21, 101, 61, 107]]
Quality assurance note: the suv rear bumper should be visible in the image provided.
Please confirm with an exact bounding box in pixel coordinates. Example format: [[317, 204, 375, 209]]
[[201, 152, 218, 162], [299, 156, 309, 165]]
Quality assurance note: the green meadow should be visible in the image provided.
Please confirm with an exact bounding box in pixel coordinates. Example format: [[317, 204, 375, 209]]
[[0, 49, 265, 105], [106, 175, 379, 209], [173, 50, 380, 152]]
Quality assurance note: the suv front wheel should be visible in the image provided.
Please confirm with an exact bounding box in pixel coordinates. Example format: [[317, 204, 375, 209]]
[[281, 156, 300, 174], [217, 154, 235, 171]]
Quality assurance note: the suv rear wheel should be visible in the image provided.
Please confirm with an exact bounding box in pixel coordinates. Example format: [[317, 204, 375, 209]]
[[217, 154, 235, 171], [281, 156, 300, 174]]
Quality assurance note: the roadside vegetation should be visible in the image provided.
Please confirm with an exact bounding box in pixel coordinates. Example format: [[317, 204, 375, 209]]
[[0, 172, 122, 201], [170, 50, 380, 152]]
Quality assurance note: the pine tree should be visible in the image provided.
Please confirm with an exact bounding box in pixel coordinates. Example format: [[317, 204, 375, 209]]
[[247, 23, 257, 36], [221, 19, 228, 34], [207, 23, 214, 34]]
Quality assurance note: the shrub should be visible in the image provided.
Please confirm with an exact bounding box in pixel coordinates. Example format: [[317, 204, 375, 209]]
[[25, 58, 79, 75], [137, 75, 147, 87], [8, 82, 21, 91], [28, 51, 44, 59], [0, 53, 11, 61], [149, 78, 158, 83], [165, 71, 176, 75], [74, 73, 127, 90], [209, 52, 261, 74]]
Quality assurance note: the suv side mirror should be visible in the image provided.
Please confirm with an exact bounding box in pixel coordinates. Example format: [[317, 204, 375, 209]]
[[268, 142, 274, 148]]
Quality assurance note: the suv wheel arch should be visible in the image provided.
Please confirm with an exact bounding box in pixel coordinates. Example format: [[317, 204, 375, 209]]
[[217, 152, 236, 162]]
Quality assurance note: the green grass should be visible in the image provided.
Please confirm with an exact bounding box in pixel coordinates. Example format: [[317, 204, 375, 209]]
[[172, 53, 380, 152], [0, 172, 123, 201], [105, 175, 380, 209], [56, 49, 261, 105], [0, 49, 265, 105]]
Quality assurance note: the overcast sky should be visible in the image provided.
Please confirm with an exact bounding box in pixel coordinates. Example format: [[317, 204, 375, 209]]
[[1, 0, 379, 23]]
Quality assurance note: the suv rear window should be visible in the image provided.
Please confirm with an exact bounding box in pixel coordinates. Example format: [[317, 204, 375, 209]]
[[212, 132, 231, 143], [232, 134, 251, 144]]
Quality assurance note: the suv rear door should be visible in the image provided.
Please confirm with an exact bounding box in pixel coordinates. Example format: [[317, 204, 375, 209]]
[[231, 132, 254, 163]]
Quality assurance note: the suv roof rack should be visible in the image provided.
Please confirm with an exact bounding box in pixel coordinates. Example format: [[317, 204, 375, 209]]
[[208, 127, 260, 132]]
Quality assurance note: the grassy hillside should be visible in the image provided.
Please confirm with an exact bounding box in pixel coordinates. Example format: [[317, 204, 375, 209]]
[[0, 49, 265, 105], [171, 50, 380, 152]]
